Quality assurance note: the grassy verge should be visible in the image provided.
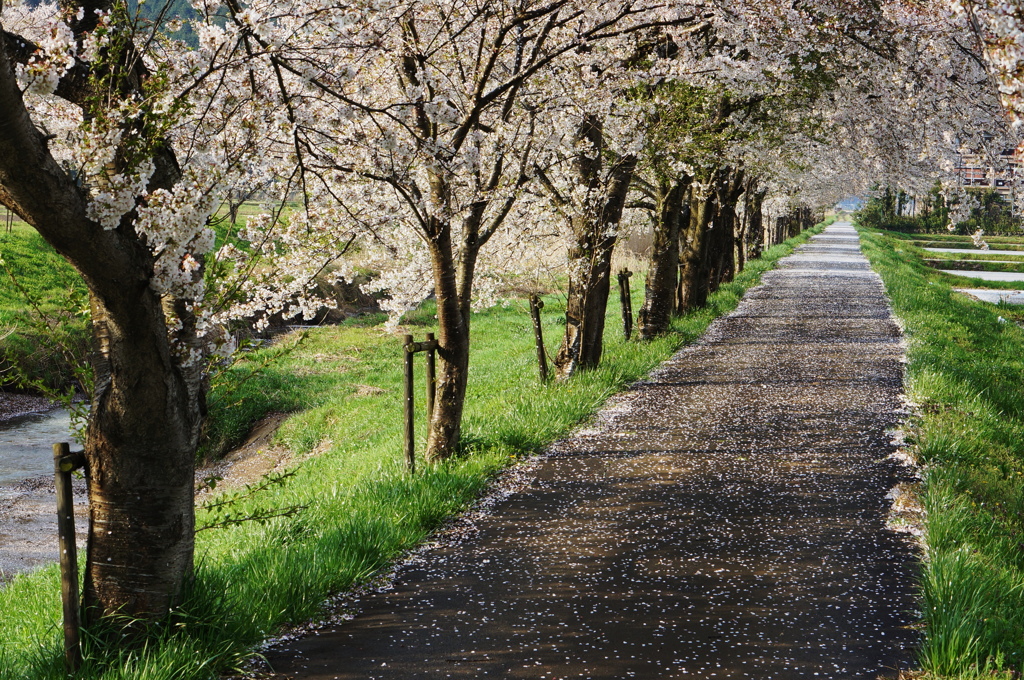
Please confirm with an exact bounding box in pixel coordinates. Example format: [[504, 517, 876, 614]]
[[859, 228, 1024, 679], [0, 222, 827, 680], [0, 223, 90, 391]]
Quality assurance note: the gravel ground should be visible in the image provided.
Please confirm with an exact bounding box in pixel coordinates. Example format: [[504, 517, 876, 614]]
[[0, 392, 54, 424], [0, 475, 88, 583], [262, 223, 919, 679], [0, 393, 84, 583]]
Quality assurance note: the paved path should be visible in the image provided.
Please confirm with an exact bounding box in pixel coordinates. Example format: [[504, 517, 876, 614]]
[[938, 270, 1024, 282], [265, 223, 918, 679], [954, 288, 1024, 305]]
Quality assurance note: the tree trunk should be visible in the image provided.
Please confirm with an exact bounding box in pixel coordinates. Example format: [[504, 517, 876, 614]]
[[706, 210, 731, 294], [746, 187, 766, 261], [676, 180, 715, 312], [637, 175, 687, 340], [554, 115, 637, 379], [423, 188, 493, 461], [735, 176, 761, 274], [735, 195, 749, 275], [0, 41, 199, 625], [707, 168, 744, 292], [557, 218, 615, 377], [424, 222, 471, 462], [82, 293, 199, 627]]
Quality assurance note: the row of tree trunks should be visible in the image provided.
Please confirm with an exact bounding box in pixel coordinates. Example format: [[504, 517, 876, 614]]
[[676, 177, 716, 313], [646, 170, 823, 340], [763, 205, 816, 252], [705, 168, 745, 295], [741, 182, 767, 265], [553, 116, 638, 379], [636, 175, 689, 340]]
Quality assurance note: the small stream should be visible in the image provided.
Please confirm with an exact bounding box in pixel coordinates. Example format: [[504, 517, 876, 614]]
[[0, 408, 77, 489]]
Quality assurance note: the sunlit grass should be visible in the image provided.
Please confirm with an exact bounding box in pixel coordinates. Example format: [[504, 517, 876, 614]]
[[860, 228, 1024, 679], [0, 223, 90, 390], [0, 224, 826, 679]]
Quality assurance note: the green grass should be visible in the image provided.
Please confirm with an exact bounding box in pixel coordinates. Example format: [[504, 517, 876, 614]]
[[0, 222, 90, 390], [859, 227, 1024, 679], [919, 251, 1024, 263], [0, 223, 827, 679]]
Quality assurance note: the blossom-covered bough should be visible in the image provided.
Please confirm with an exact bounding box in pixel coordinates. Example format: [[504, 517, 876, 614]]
[[216, 0, 717, 457]]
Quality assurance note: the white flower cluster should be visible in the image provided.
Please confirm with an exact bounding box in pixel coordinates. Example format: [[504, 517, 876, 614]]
[[85, 159, 155, 230], [945, 186, 981, 229], [972, 228, 990, 250], [134, 162, 222, 297], [20, 12, 76, 95]]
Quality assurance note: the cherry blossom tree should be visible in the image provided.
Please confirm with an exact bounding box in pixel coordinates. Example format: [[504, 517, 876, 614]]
[[0, 0, 345, 623], [0, 0, 1014, 632], [221, 0, 712, 455], [953, 0, 1024, 123]]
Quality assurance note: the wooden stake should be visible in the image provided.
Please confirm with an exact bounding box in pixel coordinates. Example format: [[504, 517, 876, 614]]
[[618, 269, 633, 340], [425, 332, 436, 427], [403, 334, 415, 473], [53, 442, 82, 674], [529, 294, 548, 383]]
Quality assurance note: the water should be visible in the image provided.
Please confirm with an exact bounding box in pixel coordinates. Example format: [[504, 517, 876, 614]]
[[0, 408, 76, 487]]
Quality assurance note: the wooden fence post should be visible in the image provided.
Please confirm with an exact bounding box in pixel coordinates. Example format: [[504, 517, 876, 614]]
[[425, 332, 436, 426], [53, 442, 84, 674], [403, 334, 415, 474], [528, 295, 548, 383], [618, 269, 633, 340]]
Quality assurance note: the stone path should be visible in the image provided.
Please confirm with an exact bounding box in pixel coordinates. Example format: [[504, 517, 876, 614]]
[[264, 222, 919, 679], [954, 288, 1024, 305], [938, 270, 1024, 282]]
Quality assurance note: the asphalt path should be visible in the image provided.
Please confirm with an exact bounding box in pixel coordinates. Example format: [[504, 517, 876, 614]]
[[264, 222, 919, 679]]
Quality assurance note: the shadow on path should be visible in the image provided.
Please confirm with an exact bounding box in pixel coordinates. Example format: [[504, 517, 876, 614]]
[[264, 223, 919, 679]]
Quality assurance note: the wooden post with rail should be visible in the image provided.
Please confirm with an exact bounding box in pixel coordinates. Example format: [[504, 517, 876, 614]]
[[425, 332, 436, 422], [403, 334, 415, 473], [618, 268, 633, 340], [403, 334, 440, 472], [53, 442, 85, 674], [528, 295, 548, 383]]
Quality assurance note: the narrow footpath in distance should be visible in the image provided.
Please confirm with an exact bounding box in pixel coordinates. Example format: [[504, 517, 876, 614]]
[[263, 222, 919, 679]]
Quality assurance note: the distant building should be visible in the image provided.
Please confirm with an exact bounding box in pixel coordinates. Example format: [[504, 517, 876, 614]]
[[954, 145, 1023, 199]]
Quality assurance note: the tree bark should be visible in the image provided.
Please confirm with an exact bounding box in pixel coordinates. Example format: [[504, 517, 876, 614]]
[[423, 184, 496, 460], [676, 179, 715, 312], [707, 168, 744, 292], [637, 174, 688, 340], [746, 186, 767, 261], [424, 218, 471, 462], [0, 39, 199, 625], [553, 116, 637, 378]]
